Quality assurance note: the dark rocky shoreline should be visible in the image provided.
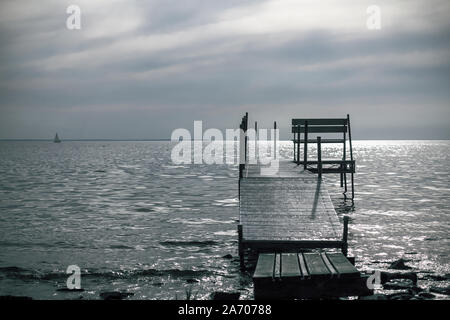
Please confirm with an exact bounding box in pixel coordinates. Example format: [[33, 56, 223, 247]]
[[1, 258, 448, 301], [359, 258, 450, 300]]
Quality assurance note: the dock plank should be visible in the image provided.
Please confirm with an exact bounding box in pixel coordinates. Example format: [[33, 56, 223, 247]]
[[298, 253, 309, 278], [274, 253, 281, 279], [253, 253, 275, 279], [281, 253, 301, 278], [326, 253, 360, 278], [321, 252, 338, 277], [303, 253, 330, 277]]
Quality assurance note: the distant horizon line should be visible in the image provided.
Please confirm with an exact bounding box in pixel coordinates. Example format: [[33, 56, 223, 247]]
[[0, 138, 449, 142]]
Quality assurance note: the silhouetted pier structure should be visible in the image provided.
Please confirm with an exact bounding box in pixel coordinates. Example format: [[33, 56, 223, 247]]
[[237, 113, 370, 299]]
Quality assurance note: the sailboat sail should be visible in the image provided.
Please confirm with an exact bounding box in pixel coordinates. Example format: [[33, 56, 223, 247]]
[[54, 133, 61, 143]]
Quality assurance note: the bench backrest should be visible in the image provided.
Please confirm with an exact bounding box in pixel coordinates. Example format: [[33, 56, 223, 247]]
[[291, 118, 348, 133]]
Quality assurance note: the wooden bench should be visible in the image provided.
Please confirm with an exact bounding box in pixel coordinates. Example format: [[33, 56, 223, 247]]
[[253, 252, 372, 299], [291, 116, 355, 200]]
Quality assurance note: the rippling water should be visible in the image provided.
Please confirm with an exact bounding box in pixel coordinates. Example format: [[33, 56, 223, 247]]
[[0, 140, 449, 299]]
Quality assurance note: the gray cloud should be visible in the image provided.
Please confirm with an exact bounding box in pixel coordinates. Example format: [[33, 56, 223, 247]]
[[0, 0, 449, 139]]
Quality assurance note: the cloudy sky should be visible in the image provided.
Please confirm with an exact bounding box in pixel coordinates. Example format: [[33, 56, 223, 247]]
[[0, 0, 449, 139]]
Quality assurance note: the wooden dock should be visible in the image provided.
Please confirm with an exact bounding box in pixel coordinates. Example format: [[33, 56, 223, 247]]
[[239, 160, 348, 259], [252, 252, 371, 299], [237, 113, 370, 299]]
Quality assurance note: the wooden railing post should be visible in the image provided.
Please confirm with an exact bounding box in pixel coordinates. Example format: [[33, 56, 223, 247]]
[[303, 121, 308, 170], [238, 114, 247, 270], [244, 114, 248, 163], [274, 121, 277, 160], [317, 136, 322, 179], [294, 125, 300, 165], [341, 131, 346, 188], [239, 122, 244, 199], [239, 122, 244, 178], [347, 114, 355, 200]]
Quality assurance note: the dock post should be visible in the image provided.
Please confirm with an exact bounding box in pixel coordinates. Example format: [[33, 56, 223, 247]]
[[244, 116, 248, 163], [274, 121, 277, 160], [342, 216, 349, 256], [317, 136, 322, 179], [344, 165, 348, 199], [303, 121, 308, 170], [296, 125, 300, 164], [341, 131, 346, 188], [239, 123, 245, 178], [239, 121, 245, 199], [292, 132, 297, 162], [347, 114, 355, 201], [255, 121, 258, 162], [293, 123, 297, 163], [238, 177, 241, 200], [351, 172, 355, 201], [238, 224, 245, 270]]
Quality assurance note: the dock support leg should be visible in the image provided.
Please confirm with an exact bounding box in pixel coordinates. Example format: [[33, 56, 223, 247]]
[[342, 132, 346, 188], [344, 173, 347, 200], [238, 224, 245, 270], [346, 114, 354, 202], [293, 133, 296, 162], [303, 121, 308, 170], [238, 178, 241, 201], [255, 121, 258, 162], [351, 173, 355, 201], [317, 137, 322, 179], [342, 216, 349, 256]]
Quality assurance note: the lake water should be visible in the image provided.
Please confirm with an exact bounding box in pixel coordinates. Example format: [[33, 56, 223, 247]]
[[0, 140, 449, 299]]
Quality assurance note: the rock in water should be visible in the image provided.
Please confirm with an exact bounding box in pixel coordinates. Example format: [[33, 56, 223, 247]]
[[417, 292, 435, 299], [388, 292, 413, 300], [389, 258, 412, 270], [151, 282, 163, 287], [56, 288, 85, 292], [186, 278, 199, 284], [430, 286, 450, 295], [99, 292, 134, 300], [359, 294, 388, 300], [222, 254, 233, 259], [383, 279, 418, 291], [211, 292, 240, 300], [380, 271, 417, 284], [422, 274, 450, 281]]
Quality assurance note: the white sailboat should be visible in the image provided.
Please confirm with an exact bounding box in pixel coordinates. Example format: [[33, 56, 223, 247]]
[[54, 133, 61, 143]]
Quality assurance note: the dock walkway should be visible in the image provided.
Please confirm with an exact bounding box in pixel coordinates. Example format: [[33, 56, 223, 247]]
[[240, 160, 342, 244]]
